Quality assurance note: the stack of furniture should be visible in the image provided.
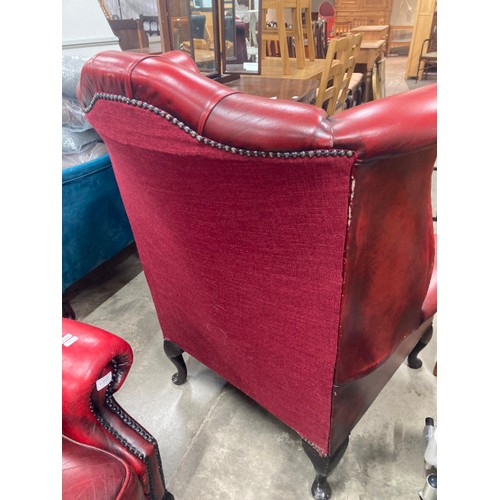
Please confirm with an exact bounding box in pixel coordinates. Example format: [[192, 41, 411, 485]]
[[78, 49, 437, 499], [62, 55, 134, 317]]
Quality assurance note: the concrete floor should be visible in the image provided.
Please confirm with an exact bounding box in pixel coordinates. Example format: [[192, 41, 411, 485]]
[[65, 55, 437, 500]]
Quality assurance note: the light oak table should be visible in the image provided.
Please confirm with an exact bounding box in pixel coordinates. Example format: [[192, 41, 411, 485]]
[[356, 39, 385, 102], [351, 24, 389, 54], [224, 75, 319, 103], [259, 57, 326, 80]]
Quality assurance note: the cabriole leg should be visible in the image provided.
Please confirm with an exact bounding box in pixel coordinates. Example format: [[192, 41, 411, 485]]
[[407, 322, 434, 369], [302, 437, 349, 500], [62, 299, 76, 319], [163, 339, 187, 385]]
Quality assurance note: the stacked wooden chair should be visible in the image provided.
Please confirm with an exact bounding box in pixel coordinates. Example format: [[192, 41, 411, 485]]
[[261, 0, 315, 74], [315, 32, 364, 114]]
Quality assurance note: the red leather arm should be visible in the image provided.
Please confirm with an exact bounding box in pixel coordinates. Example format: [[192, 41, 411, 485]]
[[62, 319, 166, 499], [62, 318, 133, 439], [330, 84, 437, 160]]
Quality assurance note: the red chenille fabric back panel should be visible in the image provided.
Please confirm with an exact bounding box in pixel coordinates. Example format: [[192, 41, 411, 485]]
[[87, 99, 355, 454]]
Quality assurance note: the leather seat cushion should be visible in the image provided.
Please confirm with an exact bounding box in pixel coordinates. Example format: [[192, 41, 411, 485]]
[[62, 436, 145, 500]]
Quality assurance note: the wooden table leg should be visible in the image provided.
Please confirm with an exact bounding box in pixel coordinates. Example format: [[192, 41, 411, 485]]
[[363, 66, 373, 102]]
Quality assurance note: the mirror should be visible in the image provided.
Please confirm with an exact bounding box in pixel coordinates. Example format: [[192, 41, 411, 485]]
[[164, 0, 221, 76], [223, 0, 260, 74], [158, 0, 260, 77]]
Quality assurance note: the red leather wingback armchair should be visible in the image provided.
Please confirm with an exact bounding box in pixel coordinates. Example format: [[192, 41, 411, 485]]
[[62, 318, 174, 500], [77, 51, 437, 499]]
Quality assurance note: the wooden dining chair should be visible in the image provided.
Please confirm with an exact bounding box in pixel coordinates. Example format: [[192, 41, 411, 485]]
[[315, 34, 353, 115], [352, 17, 370, 27], [298, 0, 315, 61], [417, 26, 437, 80], [338, 32, 363, 111], [261, 0, 306, 74], [334, 20, 352, 37]]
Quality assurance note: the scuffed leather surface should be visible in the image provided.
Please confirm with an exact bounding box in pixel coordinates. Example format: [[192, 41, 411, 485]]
[[330, 84, 437, 159], [62, 318, 133, 442], [62, 435, 144, 500], [334, 149, 436, 385]]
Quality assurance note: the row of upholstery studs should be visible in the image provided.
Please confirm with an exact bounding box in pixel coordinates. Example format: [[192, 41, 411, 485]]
[[85, 92, 354, 159]]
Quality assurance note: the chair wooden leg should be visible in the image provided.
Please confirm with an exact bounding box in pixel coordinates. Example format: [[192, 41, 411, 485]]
[[62, 299, 76, 319], [163, 339, 187, 385], [407, 322, 433, 369], [276, 7, 290, 74], [292, 7, 306, 69], [304, 8, 315, 61], [302, 437, 349, 500]]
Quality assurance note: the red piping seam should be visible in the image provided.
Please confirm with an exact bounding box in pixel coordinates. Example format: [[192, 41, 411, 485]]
[[197, 90, 243, 136]]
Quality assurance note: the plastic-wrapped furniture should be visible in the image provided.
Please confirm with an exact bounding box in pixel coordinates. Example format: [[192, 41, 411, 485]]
[[62, 318, 174, 500], [77, 50, 437, 499], [62, 54, 134, 316]]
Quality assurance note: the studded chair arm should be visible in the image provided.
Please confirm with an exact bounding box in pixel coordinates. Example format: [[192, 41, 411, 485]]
[[329, 84, 437, 160], [62, 318, 167, 500]]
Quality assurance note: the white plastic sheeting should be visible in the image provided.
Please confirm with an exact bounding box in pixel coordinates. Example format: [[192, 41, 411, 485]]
[[103, 0, 158, 19]]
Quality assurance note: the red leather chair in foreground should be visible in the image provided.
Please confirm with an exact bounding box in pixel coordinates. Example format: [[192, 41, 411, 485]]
[[77, 51, 437, 499], [62, 318, 174, 500]]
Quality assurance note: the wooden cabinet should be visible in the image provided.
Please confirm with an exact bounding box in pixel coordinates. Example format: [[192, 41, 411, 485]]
[[335, 0, 393, 26], [405, 0, 436, 78]]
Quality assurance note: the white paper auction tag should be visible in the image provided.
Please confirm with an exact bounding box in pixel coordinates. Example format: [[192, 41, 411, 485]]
[[96, 371, 113, 391], [62, 333, 78, 347]]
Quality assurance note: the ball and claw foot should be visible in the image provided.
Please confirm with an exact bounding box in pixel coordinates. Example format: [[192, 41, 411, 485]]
[[163, 339, 187, 385], [303, 437, 349, 500], [407, 323, 433, 370], [311, 475, 332, 500], [171, 368, 187, 386], [407, 345, 424, 369]]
